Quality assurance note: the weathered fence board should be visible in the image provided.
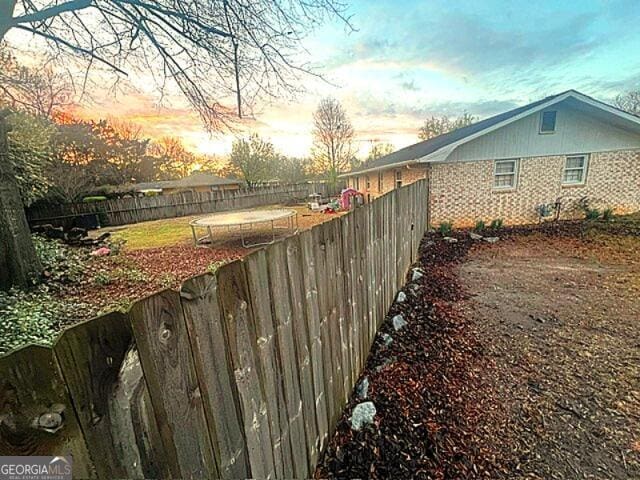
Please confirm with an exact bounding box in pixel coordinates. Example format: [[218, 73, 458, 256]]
[[27, 183, 338, 229], [180, 274, 250, 479], [130, 290, 218, 479], [0, 346, 95, 478], [216, 261, 276, 480], [284, 235, 320, 467], [298, 230, 330, 452], [266, 242, 309, 479], [244, 251, 293, 479], [55, 312, 170, 479], [1, 180, 429, 479]]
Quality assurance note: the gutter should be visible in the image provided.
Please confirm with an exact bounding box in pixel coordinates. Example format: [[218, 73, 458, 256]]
[[338, 159, 421, 178]]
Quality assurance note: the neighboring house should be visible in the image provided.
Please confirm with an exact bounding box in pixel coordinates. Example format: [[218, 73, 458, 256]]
[[134, 172, 242, 195], [342, 90, 640, 226]]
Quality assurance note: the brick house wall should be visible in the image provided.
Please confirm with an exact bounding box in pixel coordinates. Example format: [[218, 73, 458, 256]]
[[347, 165, 428, 202], [429, 149, 640, 227]]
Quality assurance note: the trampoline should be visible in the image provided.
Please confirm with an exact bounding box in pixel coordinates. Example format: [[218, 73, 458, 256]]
[[190, 209, 298, 248]]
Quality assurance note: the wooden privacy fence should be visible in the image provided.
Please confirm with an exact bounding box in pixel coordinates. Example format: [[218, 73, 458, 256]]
[[27, 182, 336, 229], [0, 180, 429, 479]]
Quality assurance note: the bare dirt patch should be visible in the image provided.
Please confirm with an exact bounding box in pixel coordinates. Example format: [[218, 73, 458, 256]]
[[316, 226, 640, 479], [462, 233, 640, 479]]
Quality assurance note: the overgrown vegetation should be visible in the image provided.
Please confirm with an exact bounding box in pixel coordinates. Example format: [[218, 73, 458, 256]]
[[474, 220, 486, 232], [0, 236, 93, 354], [490, 218, 504, 230], [438, 221, 453, 235], [32, 235, 87, 284], [0, 288, 90, 355]]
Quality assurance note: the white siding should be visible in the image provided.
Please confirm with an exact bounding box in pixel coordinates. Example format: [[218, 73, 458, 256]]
[[446, 101, 640, 162]]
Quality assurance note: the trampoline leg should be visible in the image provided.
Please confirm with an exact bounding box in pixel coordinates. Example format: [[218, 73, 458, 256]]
[[191, 226, 198, 246]]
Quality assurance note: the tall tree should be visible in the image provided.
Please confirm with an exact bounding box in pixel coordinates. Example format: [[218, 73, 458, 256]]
[[229, 133, 277, 187], [0, 0, 348, 288], [366, 141, 394, 162], [615, 91, 640, 116], [418, 112, 477, 141], [48, 118, 108, 202], [0, 111, 42, 289], [102, 119, 150, 184], [149, 136, 196, 180], [311, 97, 354, 186], [275, 156, 310, 184], [7, 112, 55, 205]]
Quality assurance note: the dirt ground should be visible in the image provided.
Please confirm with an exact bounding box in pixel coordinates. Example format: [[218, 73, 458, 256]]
[[316, 223, 640, 479], [462, 233, 640, 479]]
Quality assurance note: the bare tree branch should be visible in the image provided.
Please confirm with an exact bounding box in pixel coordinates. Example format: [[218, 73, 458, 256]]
[[10, 0, 92, 26], [2, 0, 353, 131], [14, 25, 129, 75]]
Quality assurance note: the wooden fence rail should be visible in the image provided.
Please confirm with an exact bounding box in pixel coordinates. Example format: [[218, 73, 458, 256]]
[[0, 180, 429, 479], [26, 182, 336, 229]]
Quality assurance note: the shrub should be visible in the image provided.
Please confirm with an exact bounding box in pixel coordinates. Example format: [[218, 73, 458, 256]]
[[602, 208, 614, 221], [535, 203, 554, 218], [0, 288, 90, 355], [107, 238, 127, 256], [585, 208, 600, 220], [438, 221, 453, 235], [490, 218, 504, 230], [93, 271, 112, 286], [82, 196, 107, 203], [474, 219, 486, 232], [33, 235, 87, 284]]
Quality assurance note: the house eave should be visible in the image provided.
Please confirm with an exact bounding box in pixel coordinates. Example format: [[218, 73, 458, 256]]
[[345, 90, 640, 173], [339, 159, 421, 177]]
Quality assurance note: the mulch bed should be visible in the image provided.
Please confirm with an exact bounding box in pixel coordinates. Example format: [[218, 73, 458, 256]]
[[315, 233, 502, 479]]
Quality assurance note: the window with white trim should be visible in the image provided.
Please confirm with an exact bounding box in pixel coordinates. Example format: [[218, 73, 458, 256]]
[[563, 155, 588, 185], [493, 159, 518, 189], [395, 169, 403, 189]]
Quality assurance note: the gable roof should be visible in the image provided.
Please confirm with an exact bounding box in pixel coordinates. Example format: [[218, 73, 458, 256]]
[[135, 172, 241, 191], [344, 90, 640, 176]]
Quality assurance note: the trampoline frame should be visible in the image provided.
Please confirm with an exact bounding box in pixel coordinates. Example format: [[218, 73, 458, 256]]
[[190, 209, 299, 248]]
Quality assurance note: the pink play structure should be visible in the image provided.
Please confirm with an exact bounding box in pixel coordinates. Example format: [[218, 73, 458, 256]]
[[340, 188, 363, 210]]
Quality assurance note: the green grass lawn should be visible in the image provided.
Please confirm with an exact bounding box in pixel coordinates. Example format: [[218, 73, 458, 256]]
[[107, 215, 197, 250], [103, 204, 327, 250]]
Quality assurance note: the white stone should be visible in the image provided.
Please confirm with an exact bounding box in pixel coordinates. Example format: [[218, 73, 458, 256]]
[[443, 237, 458, 243], [356, 377, 369, 399], [470, 232, 483, 240], [392, 314, 407, 331], [350, 401, 376, 431], [483, 236, 500, 243], [412, 269, 424, 281], [396, 291, 407, 303]]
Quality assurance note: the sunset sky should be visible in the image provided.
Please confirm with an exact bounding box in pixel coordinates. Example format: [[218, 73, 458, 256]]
[[10, 0, 640, 158]]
